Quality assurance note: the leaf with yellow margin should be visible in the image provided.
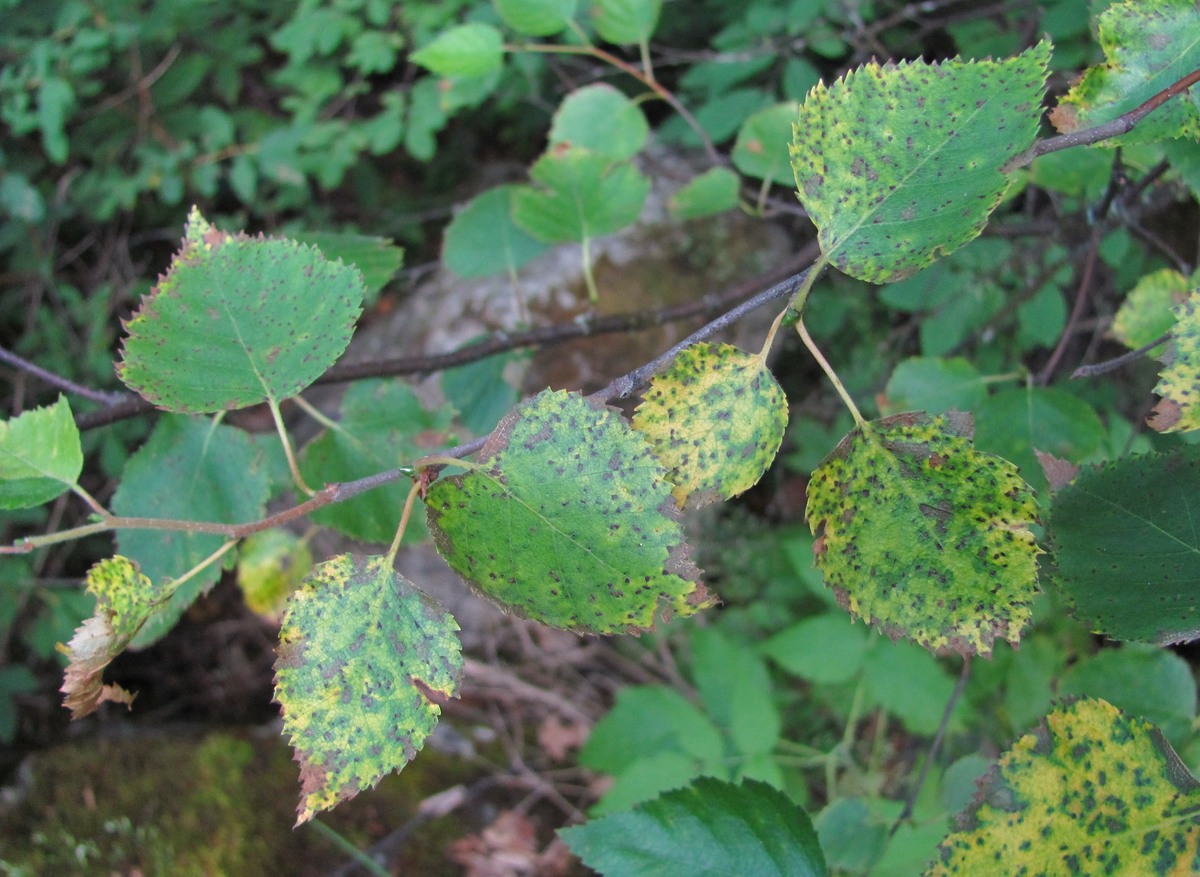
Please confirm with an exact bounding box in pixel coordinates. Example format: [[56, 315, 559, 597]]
[[1149, 289, 1200, 432]]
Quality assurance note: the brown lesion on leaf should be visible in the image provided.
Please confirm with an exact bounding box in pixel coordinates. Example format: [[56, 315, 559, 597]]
[[1148, 397, 1182, 432]]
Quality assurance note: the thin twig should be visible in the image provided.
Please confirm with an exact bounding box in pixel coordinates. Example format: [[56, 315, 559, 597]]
[[1036, 223, 1103, 385], [1071, 332, 1170, 379], [0, 345, 127, 406]]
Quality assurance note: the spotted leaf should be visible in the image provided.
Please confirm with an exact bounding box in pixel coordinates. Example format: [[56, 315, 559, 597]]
[[1149, 289, 1200, 433]]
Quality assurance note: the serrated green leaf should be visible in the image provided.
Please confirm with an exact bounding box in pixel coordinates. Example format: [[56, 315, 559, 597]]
[[495, 0, 577, 36], [300, 380, 454, 546], [236, 529, 313, 617], [791, 45, 1049, 282], [927, 698, 1200, 876], [60, 557, 166, 719], [591, 0, 661, 46], [289, 231, 404, 306], [561, 777, 828, 877], [549, 84, 648, 161], [733, 102, 801, 185], [1112, 268, 1191, 353], [425, 389, 711, 634], [0, 396, 82, 510], [668, 167, 740, 219], [410, 23, 504, 77], [1150, 289, 1200, 432], [511, 148, 650, 244], [1051, 0, 1200, 145], [805, 412, 1040, 656], [443, 184, 551, 278], [762, 613, 869, 685], [118, 209, 364, 413], [882, 357, 988, 416], [113, 415, 269, 649], [274, 553, 461, 824], [632, 343, 787, 508], [1048, 446, 1200, 644]]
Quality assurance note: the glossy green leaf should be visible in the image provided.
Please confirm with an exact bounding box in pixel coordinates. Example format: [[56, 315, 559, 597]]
[[60, 557, 166, 719], [927, 698, 1200, 876], [0, 396, 82, 510], [591, 0, 661, 46], [512, 148, 650, 244], [494, 0, 576, 36], [791, 44, 1049, 282], [1112, 268, 1191, 353], [881, 357, 988, 416], [300, 380, 455, 546], [549, 84, 648, 161], [1051, 0, 1200, 145], [113, 415, 269, 649], [762, 612, 869, 685], [443, 184, 551, 278], [274, 554, 462, 824], [805, 412, 1040, 656], [632, 342, 787, 508], [410, 23, 504, 77], [118, 209, 364, 413], [1048, 446, 1200, 644], [426, 389, 711, 634], [561, 778, 828, 877], [668, 167, 740, 219], [732, 102, 801, 185], [1149, 289, 1200, 432], [289, 231, 404, 306]]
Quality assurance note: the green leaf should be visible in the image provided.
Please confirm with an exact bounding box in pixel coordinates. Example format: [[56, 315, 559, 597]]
[[561, 777, 828, 877], [441, 345, 526, 438], [425, 389, 711, 634], [1048, 446, 1200, 644], [495, 0, 577, 36], [863, 638, 964, 736], [60, 557, 166, 719], [113, 415, 269, 649], [1112, 268, 1191, 353], [791, 44, 1049, 282], [289, 231, 404, 306], [882, 357, 988, 416], [512, 148, 650, 244], [732, 102, 802, 185], [668, 167, 740, 220], [632, 343, 787, 508], [1051, 0, 1200, 145], [0, 396, 82, 510], [927, 698, 1200, 876], [410, 23, 504, 78], [443, 184, 551, 278], [816, 798, 888, 873], [549, 84, 649, 161], [300, 380, 455, 546], [274, 553, 462, 824], [762, 612, 869, 685], [691, 627, 780, 758], [118, 209, 364, 413], [591, 0, 661, 46], [805, 412, 1041, 656], [1150, 288, 1200, 432], [236, 529, 313, 617]]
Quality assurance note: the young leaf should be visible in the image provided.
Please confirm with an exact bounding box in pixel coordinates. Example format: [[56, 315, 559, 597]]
[[511, 148, 650, 244], [668, 167, 740, 220], [732, 102, 802, 186], [443, 184, 551, 278], [1149, 288, 1200, 432], [1048, 446, 1200, 644], [791, 44, 1049, 283], [112, 415, 269, 648], [632, 342, 787, 508], [118, 208, 364, 413], [0, 396, 82, 510], [274, 554, 462, 824], [561, 777, 828, 877], [928, 698, 1200, 876], [805, 412, 1040, 657], [1051, 0, 1200, 145], [60, 556, 165, 718], [549, 84, 649, 162], [410, 23, 504, 78], [425, 389, 711, 634], [591, 0, 661, 46], [494, 0, 577, 37], [1111, 268, 1191, 353], [299, 379, 455, 546]]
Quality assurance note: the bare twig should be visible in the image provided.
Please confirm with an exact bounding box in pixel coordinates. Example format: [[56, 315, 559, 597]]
[[1072, 332, 1170, 379], [0, 345, 127, 406]]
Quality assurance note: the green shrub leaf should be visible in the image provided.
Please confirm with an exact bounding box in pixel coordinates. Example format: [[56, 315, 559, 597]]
[[562, 777, 827, 877], [1150, 289, 1200, 432], [512, 148, 650, 244], [805, 412, 1040, 656], [791, 44, 1049, 282], [668, 167, 740, 219], [632, 342, 787, 508], [591, 0, 661, 46], [550, 84, 649, 161], [1048, 446, 1200, 644], [289, 231, 404, 306], [1112, 268, 1192, 353], [425, 389, 711, 634], [118, 209, 364, 413], [495, 0, 576, 35], [410, 23, 504, 78], [762, 612, 869, 685], [443, 184, 551, 278], [881, 357, 988, 416], [1051, 0, 1200, 145], [0, 396, 82, 510], [733, 102, 801, 185], [927, 698, 1200, 876], [274, 554, 462, 824]]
